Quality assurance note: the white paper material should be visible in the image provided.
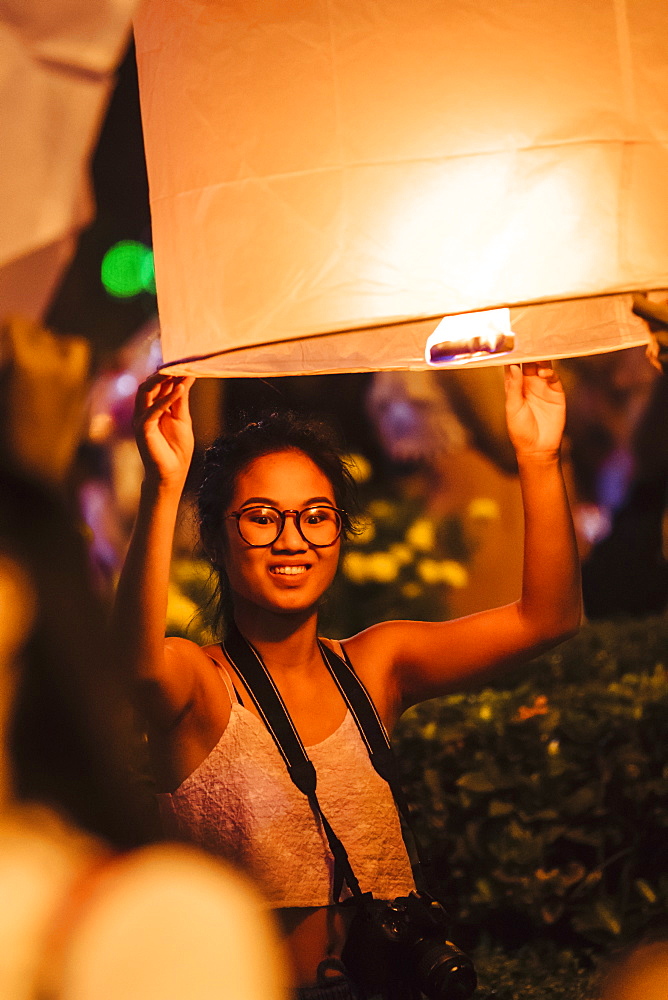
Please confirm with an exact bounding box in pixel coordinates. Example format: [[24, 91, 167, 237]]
[[134, 0, 668, 376], [0, 237, 77, 323], [0, 2, 135, 320]]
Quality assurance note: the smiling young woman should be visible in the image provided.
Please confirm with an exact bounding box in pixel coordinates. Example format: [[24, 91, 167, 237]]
[[112, 365, 582, 999], [216, 450, 343, 621]]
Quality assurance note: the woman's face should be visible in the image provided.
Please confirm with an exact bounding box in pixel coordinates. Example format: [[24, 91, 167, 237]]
[[222, 449, 341, 618]]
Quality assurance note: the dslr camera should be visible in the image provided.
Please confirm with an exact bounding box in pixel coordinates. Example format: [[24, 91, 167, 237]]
[[342, 890, 477, 1000]]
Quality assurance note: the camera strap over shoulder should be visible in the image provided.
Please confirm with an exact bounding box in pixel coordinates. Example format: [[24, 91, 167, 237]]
[[317, 641, 435, 892], [223, 623, 372, 909], [223, 623, 433, 900]]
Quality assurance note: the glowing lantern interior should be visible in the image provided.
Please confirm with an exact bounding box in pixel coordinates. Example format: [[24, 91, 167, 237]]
[[133, 0, 668, 377]]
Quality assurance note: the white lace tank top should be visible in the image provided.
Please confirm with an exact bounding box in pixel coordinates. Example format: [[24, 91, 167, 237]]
[[156, 665, 415, 908]]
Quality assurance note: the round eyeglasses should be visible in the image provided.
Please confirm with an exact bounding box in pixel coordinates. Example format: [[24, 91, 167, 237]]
[[225, 505, 345, 548]]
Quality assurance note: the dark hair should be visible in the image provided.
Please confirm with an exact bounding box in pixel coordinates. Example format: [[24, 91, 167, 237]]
[[196, 410, 358, 633]]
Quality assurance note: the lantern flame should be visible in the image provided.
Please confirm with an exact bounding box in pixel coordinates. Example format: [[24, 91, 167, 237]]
[[426, 309, 514, 366]]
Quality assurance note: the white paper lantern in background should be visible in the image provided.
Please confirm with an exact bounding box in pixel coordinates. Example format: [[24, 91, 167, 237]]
[[134, 0, 668, 377], [0, 0, 136, 322]]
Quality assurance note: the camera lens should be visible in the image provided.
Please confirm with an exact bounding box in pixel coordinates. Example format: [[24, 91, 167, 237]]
[[415, 939, 477, 1000]]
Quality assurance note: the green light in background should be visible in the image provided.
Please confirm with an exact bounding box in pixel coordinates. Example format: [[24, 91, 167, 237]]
[[101, 241, 155, 298], [139, 247, 156, 294]]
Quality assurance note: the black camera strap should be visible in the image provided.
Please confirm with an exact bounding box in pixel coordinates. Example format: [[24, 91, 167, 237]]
[[317, 641, 413, 822], [223, 623, 370, 908], [222, 623, 433, 903], [318, 640, 436, 892]]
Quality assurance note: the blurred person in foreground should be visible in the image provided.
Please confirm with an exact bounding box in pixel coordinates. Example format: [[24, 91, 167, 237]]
[[0, 316, 287, 999], [596, 937, 668, 1000], [0, 467, 287, 1000]]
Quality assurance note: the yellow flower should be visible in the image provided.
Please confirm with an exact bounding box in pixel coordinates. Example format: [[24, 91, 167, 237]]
[[345, 453, 372, 484], [367, 499, 397, 520], [342, 551, 370, 584], [439, 560, 469, 588], [343, 550, 400, 584], [367, 551, 400, 583], [405, 518, 436, 552], [417, 558, 441, 585], [467, 497, 500, 521], [417, 558, 469, 588], [390, 543, 413, 565]]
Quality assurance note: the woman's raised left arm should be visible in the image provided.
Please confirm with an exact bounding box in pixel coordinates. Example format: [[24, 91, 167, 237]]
[[501, 360, 582, 642], [345, 362, 582, 709]]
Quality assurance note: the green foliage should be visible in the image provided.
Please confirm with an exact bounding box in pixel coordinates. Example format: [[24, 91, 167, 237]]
[[320, 488, 479, 636], [288, 449, 498, 635], [166, 557, 218, 642], [471, 940, 595, 1000], [394, 618, 668, 953]]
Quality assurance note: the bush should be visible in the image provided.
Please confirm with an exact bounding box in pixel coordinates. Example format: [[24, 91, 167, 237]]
[[471, 940, 594, 999], [394, 618, 668, 956]]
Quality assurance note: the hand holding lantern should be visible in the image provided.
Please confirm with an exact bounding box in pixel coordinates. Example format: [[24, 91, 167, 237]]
[[504, 362, 566, 459]]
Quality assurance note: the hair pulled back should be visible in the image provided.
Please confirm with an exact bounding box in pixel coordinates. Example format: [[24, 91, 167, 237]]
[[197, 410, 357, 633]]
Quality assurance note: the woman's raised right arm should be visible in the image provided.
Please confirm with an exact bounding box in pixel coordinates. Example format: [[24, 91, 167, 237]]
[[111, 374, 204, 725]]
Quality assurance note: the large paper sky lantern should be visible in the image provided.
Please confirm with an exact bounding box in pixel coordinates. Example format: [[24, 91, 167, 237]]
[[134, 0, 668, 377]]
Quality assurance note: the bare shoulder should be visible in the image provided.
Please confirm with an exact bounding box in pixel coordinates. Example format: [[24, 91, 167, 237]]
[[333, 621, 415, 726], [164, 634, 219, 670], [157, 635, 230, 724], [165, 636, 231, 676], [200, 639, 226, 659], [340, 618, 466, 716], [341, 618, 436, 666]]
